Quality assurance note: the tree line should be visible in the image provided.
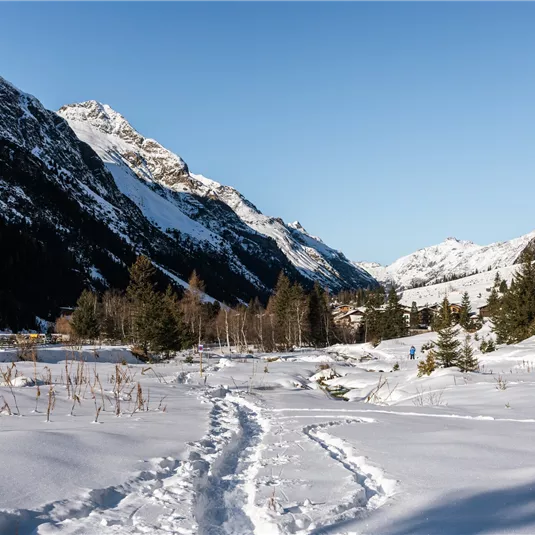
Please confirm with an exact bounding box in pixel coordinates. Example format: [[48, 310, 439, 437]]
[[68, 256, 339, 356]]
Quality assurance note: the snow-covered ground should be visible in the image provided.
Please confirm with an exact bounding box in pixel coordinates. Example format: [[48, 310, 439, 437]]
[[399, 264, 518, 310], [1, 333, 535, 534]]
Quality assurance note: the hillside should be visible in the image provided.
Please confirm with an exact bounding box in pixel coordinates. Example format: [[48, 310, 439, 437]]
[[57, 101, 375, 295], [399, 264, 518, 310], [0, 76, 374, 329], [357, 234, 535, 290]]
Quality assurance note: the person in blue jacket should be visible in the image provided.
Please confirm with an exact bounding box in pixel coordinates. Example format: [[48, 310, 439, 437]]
[[409, 346, 416, 360]]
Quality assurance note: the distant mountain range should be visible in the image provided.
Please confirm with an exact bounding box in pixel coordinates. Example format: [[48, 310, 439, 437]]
[[0, 76, 374, 328], [356, 233, 535, 290]]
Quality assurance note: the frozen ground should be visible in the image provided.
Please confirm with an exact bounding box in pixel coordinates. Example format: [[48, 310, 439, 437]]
[[1, 333, 535, 534]]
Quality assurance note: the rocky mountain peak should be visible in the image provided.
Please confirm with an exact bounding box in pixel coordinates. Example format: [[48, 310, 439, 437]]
[[288, 221, 306, 232], [58, 102, 190, 185]]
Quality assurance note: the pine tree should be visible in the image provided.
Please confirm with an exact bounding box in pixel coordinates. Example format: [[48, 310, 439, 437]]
[[71, 290, 100, 340], [458, 335, 479, 372], [435, 317, 461, 368], [160, 286, 194, 353], [459, 292, 472, 329], [493, 271, 502, 289], [362, 287, 385, 344], [499, 280, 508, 294], [308, 283, 326, 347], [307, 283, 332, 348], [382, 288, 408, 340], [270, 272, 293, 349], [127, 256, 159, 355], [410, 301, 419, 330], [492, 251, 535, 343], [433, 297, 452, 331]]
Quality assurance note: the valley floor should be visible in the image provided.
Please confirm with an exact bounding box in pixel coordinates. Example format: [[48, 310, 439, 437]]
[[1, 334, 535, 534]]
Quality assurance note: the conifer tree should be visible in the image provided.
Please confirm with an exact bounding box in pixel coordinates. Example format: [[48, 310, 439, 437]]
[[487, 287, 501, 317], [410, 301, 420, 330], [459, 292, 472, 329], [434, 302, 461, 368], [161, 286, 194, 352], [362, 287, 385, 344], [270, 272, 293, 349], [308, 283, 327, 347], [149, 288, 181, 356], [71, 290, 100, 341], [127, 256, 159, 355], [459, 334, 479, 372], [382, 288, 408, 340], [499, 280, 508, 294], [433, 297, 452, 331], [491, 251, 535, 343]]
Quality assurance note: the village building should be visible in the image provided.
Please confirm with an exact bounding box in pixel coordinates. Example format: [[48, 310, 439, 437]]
[[334, 307, 366, 327]]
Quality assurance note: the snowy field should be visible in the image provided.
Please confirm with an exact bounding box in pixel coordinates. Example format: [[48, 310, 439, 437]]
[[1, 334, 535, 534]]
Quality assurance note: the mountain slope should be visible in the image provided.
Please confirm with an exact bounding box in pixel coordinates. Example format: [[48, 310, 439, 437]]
[[356, 234, 535, 290], [0, 77, 374, 328], [399, 264, 519, 310], [58, 100, 375, 292]]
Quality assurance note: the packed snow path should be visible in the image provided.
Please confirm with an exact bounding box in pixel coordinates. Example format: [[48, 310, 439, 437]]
[[0, 388, 270, 535], [2, 388, 396, 535]]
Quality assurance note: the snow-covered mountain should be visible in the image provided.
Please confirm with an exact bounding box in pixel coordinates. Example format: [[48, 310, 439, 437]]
[[57, 100, 375, 293], [0, 76, 374, 327], [399, 263, 518, 310], [356, 234, 535, 290]]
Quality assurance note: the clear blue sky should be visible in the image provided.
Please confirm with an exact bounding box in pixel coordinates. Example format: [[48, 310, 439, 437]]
[[1, 3, 535, 265]]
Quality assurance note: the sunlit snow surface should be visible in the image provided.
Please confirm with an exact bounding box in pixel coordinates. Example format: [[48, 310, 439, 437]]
[[1, 330, 535, 534], [57, 101, 375, 291], [357, 234, 535, 290]]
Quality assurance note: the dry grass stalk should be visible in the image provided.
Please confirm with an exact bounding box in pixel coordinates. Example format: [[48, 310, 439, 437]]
[[95, 374, 106, 411], [34, 384, 41, 413], [1, 396, 12, 416], [46, 385, 56, 422], [157, 395, 167, 412], [141, 367, 167, 384], [69, 394, 81, 416], [131, 382, 145, 415], [0, 363, 21, 416], [94, 406, 102, 423]]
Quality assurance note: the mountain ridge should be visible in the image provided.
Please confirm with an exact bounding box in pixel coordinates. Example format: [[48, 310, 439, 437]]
[[356, 232, 535, 290], [0, 77, 375, 328], [58, 99, 375, 293]]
